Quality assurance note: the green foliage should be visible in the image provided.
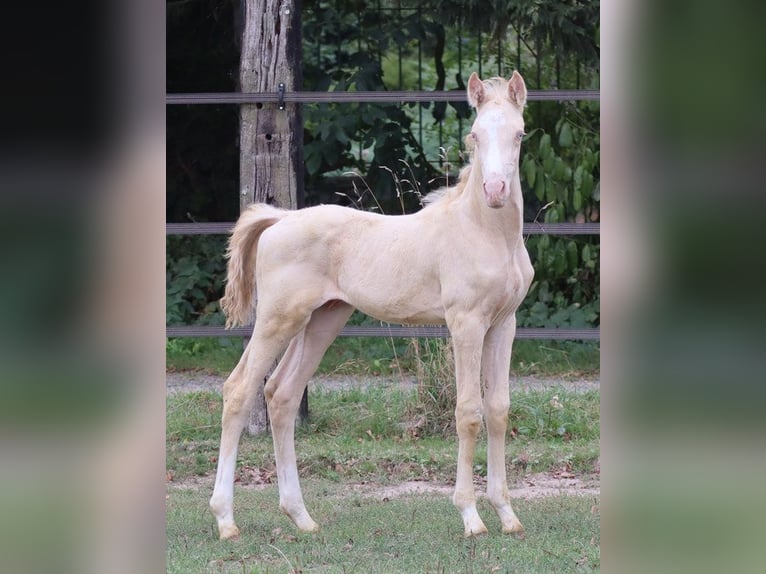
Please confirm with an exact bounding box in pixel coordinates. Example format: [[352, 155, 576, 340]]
[[512, 390, 600, 441], [166, 235, 227, 326], [302, 3, 442, 212], [518, 102, 600, 328], [166, 337, 242, 374]]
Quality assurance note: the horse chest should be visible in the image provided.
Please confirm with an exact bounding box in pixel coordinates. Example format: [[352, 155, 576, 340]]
[[443, 245, 529, 317], [485, 265, 528, 315]]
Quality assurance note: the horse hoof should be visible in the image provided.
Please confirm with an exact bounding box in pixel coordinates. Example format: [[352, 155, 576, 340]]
[[464, 524, 489, 538], [219, 524, 241, 540], [504, 523, 526, 539]]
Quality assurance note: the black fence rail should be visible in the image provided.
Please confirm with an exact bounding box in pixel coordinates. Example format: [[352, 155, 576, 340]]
[[166, 89, 599, 105], [166, 324, 599, 340], [166, 221, 599, 236]]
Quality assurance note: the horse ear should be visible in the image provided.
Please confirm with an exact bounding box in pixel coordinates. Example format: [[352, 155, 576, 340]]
[[467, 72, 485, 108], [507, 71, 527, 110]]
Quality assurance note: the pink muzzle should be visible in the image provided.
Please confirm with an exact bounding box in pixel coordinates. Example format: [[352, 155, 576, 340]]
[[483, 180, 507, 208]]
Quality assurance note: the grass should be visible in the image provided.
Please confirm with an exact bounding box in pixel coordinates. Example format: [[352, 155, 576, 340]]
[[166, 337, 244, 374], [167, 482, 599, 573], [166, 387, 599, 484], [166, 335, 600, 380], [166, 333, 600, 571]]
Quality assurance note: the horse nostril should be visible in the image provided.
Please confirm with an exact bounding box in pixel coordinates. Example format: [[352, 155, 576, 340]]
[[483, 181, 505, 195]]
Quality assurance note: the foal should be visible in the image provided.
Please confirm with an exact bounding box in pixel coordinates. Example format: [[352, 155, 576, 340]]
[[209, 71, 533, 539]]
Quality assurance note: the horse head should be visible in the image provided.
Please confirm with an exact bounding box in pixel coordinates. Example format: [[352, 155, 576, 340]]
[[466, 72, 527, 209]]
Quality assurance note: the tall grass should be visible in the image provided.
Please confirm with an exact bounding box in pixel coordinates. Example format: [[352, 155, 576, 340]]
[[407, 338, 457, 437]]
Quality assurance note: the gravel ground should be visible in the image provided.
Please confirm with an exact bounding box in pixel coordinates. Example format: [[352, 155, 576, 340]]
[[166, 371, 599, 395]]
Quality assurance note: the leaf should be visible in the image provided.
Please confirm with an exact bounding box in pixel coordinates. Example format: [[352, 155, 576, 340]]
[[558, 121, 573, 147], [543, 152, 554, 174], [523, 156, 536, 188], [554, 157, 566, 180], [582, 244, 592, 262], [573, 188, 583, 211], [566, 240, 579, 269], [539, 133, 551, 157], [573, 165, 584, 193], [581, 172, 594, 199], [305, 149, 322, 175], [554, 250, 566, 275], [545, 179, 556, 204], [535, 172, 546, 201]]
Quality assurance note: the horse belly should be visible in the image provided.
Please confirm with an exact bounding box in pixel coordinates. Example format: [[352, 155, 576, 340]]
[[356, 300, 445, 326], [337, 257, 445, 325]]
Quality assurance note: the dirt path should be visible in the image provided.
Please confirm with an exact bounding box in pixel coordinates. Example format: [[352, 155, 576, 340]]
[[166, 371, 599, 396], [168, 471, 599, 501]]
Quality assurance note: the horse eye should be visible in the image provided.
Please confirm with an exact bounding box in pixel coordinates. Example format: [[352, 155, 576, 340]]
[[470, 131, 478, 142], [516, 131, 525, 141]]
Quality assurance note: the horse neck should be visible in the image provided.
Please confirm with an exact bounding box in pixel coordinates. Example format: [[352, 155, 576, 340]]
[[462, 161, 525, 241]]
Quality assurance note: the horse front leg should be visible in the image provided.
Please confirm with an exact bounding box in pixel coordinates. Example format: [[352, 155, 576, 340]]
[[482, 315, 525, 537], [448, 312, 489, 537]]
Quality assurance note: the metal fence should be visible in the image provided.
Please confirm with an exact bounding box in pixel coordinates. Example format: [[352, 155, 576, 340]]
[[166, 4, 599, 342]]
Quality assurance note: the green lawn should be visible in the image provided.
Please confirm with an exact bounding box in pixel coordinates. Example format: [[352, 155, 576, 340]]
[[167, 386, 600, 572], [167, 334, 599, 572], [167, 482, 599, 573]]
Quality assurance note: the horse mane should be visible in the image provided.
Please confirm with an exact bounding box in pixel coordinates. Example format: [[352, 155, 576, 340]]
[[422, 164, 473, 208], [477, 76, 511, 104]]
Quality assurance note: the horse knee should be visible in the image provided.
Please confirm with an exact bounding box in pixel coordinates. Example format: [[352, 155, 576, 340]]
[[222, 392, 249, 421], [264, 377, 278, 403], [485, 401, 510, 432], [455, 403, 483, 436]]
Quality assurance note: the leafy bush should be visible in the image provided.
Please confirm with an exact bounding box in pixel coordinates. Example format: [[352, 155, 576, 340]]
[[517, 103, 600, 329], [166, 235, 227, 326]]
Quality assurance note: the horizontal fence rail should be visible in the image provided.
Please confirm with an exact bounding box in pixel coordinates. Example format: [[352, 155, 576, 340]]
[[166, 89, 599, 105], [166, 222, 600, 236], [166, 324, 599, 340]]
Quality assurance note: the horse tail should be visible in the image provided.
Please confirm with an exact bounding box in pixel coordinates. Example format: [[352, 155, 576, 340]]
[[220, 204, 286, 328]]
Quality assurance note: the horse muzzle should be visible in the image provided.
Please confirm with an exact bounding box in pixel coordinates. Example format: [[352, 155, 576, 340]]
[[483, 180, 507, 209]]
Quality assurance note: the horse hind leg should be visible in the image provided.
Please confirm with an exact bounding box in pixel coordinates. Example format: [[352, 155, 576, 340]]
[[265, 300, 354, 532], [209, 307, 315, 540]]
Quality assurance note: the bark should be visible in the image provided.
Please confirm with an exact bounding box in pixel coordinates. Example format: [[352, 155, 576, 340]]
[[239, 0, 303, 211]]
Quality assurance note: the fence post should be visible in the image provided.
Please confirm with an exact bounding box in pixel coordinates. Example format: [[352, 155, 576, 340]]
[[239, 0, 305, 435]]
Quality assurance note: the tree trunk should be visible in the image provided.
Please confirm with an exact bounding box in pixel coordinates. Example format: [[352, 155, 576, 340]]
[[239, 0, 304, 435], [239, 0, 303, 211]]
